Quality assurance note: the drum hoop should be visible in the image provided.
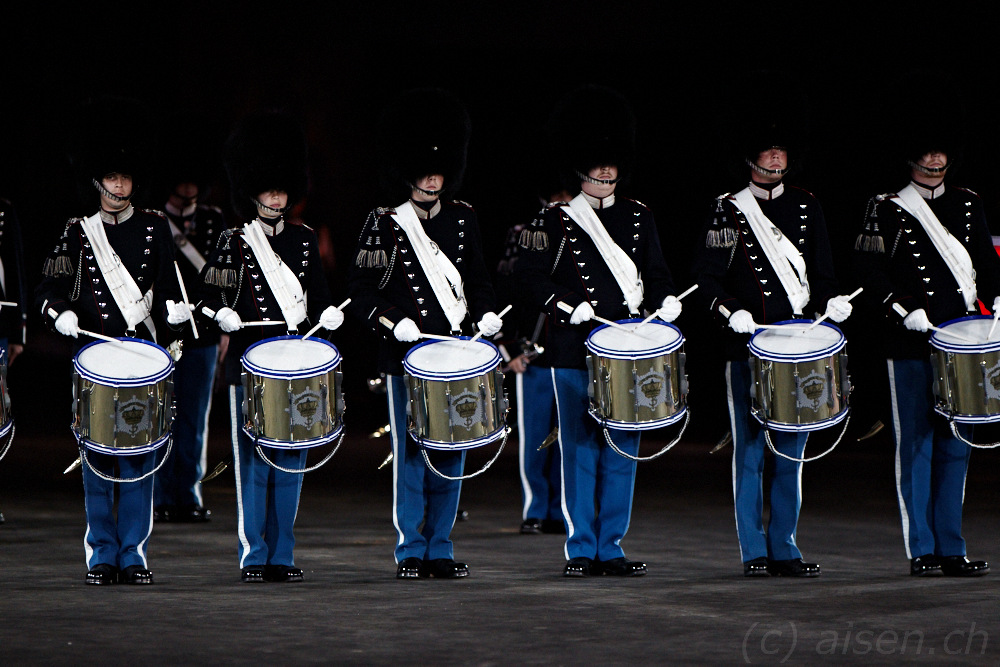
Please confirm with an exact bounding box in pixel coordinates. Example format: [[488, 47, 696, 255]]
[[73, 338, 173, 387], [410, 425, 507, 451], [241, 421, 345, 449], [402, 337, 502, 381], [76, 430, 172, 455], [241, 335, 342, 379], [751, 407, 850, 433], [587, 406, 688, 431], [930, 315, 1000, 353], [748, 319, 846, 362], [585, 319, 684, 359]]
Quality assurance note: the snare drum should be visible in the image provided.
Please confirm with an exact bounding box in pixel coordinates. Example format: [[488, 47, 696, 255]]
[[748, 320, 850, 432], [585, 319, 687, 430], [403, 337, 507, 450], [72, 339, 174, 454], [241, 336, 345, 448], [930, 315, 1000, 424]]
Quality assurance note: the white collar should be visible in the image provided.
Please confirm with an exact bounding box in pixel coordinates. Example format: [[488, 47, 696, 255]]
[[409, 199, 442, 220], [910, 180, 946, 200], [748, 180, 784, 200], [255, 216, 285, 236], [581, 191, 615, 209], [99, 204, 135, 225], [165, 201, 197, 218]]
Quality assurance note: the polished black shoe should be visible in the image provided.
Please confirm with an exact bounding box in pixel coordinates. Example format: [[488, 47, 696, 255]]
[[265, 564, 304, 582], [174, 505, 211, 523], [520, 518, 542, 534], [424, 558, 469, 579], [396, 557, 423, 579], [598, 557, 647, 577], [564, 557, 595, 577], [541, 519, 566, 534], [940, 556, 990, 577], [910, 554, 941, 576], [153, 505, 174, 523], [767, 558, 821, 577], [744, 557, 771, 577], [121, 565, 154, 585], [241, 565, 266, 583], [86, 563, 118, 586]]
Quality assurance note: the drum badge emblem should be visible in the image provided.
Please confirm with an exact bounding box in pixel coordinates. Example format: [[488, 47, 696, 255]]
[[448, 389, 483, 430], [289, 388, 326, 429], [794, 371, 828, 412], [981, 360, 1000, 400], [115, 397, 150, 436], [631, 369, 667, 410]]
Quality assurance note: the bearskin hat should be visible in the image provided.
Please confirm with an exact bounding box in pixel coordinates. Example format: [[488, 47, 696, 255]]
[[155, 108, 225, 202], [546, 84, 636, 191], [376, 87, 471, 203], [890, 68, 966, 168], [223, 110, 309, 220]]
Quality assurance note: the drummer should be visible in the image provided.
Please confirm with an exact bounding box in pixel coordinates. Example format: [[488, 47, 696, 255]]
[[514, 85, 679, 578], [346, 88, 501, 580], [692, 81, 853, 578], [34, 96, 191, 586], [195, 111, 343, 583], [853, 74, 998, 577]]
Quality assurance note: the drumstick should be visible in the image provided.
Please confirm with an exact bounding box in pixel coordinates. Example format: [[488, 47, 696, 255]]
[[555, 301, 635, 334], [0, 301, 17, 308], [47, 308, 125, 345], [989, 310, 1000, 340], [173, 261, 198, 340], [302, 299, 351, 341], [420, 333, 460, 342], [804, 287, 863, 332], [465, 304, 513, 347], [637, 284, 700, 326], [891, 303, 978, 344], [200, 307, 284, 329]]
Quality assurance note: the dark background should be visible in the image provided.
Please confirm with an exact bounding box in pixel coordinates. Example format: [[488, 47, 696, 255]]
[[3, 2, 1000, 437]]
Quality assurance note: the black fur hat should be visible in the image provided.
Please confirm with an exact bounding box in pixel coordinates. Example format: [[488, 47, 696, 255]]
[[224, 110, 309, 220], [546, 84, 636, 190], [376, 88, 471, 202], [891, 68, 966, 168]]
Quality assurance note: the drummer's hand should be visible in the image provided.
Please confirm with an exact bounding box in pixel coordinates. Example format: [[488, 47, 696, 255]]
[[508, 354, 529, 374], [477, 311, 503, 337], [993, 296, 1000, 314], [319, 305, 345, 331], [569, 302, 594, 325], [727, 309, 757, 334], [825, 295, 853, 323], [54, 310, 80, 338], [215, 307, 243, 333], [656, 295, 682, 322], [393, 317, 420, 342], [903, 308, 932, 332], [166, 299, 194, 325]]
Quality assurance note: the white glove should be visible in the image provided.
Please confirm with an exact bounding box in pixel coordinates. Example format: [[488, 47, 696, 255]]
[[728, 309, 757, 334], [166, 299, 194, 325], [393, 317, 420, 342], [656, 295, 682, 323], [825, 295, 853, 323], [903, 308, 932, 332], [54, 310, 80, 338], [215, 307, 243, 333], [569, 302, 594, 325], [477, 311, 503, 337], [993, 296, 1000, 314], [319, 305, 345, 331]]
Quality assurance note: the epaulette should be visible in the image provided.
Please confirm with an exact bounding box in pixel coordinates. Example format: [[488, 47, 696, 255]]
[[142, 208, 169, 221], [374, 206, 396, 216], [449, 199, 474, 210], [545, 200, 568, 209], [204, 227, 241, 287], [42, 218, 80, 277], [518, 215, 549, 252], [954, 186, 981, 199], [715, 192, 733, 201], [785, 184, 818, 199], [627, 198, 652, 212]]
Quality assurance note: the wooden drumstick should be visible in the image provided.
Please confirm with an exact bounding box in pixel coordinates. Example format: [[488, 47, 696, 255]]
[[988, 309, 1000, 340], [47, 308, 124, 344], [804, 287, 863, 332], [891, 303, 978, 344], [465, 304, 513, 347], [555, 301, 633, 333], [173, 261, 199, 340], [201, 307, 287, 329], [302, 298, 351, 341], [0, 301, 17, 308], [420, 333, 460, 342], [638, 284, 699, 326]]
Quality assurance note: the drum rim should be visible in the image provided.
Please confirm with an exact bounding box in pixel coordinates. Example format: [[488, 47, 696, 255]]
[[930, 315, 1000, 353], [751, 406, 850, 432], [585, 319, 684, 359], [241, 335, 342, 378], [748, 319, 846, 362], [74, 338, 174, 387], [403, 336, 502, 381], [76, 430, 171, 455], [242, 421, 344, 448]]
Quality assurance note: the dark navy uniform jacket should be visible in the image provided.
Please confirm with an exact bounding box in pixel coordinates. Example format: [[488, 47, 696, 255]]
[[35, 206, 181, 342], [514, 193, 675, 371], [346, 200, 497, 376], [853, 181, 1000, 359], [0, 199, 27, 346], [692, 182, 840, 361]]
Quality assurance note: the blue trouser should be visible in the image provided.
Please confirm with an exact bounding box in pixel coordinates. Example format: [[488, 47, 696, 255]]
[[552, 368, 640, 561], [229, 385, 306, 568], [387, 375, 465, 563], [155, 343, 217, 509], [82, 450, 156, 569], [517, 365, 561, 522], [887, 358, 972, 559], [727, 360, 807, 563]]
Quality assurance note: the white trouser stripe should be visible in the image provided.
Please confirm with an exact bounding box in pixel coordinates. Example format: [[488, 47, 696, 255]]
[[725, 362, 746, 562], [887, 359, 913, 559], [516, 371, 533, 519], [552, 368, 575, 560], [387, 377, 405, 561], [230, 386, 252, 567]]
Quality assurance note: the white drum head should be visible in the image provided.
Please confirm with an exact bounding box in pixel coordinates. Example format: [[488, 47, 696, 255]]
[[750, 321, 845, 362], [75, 339, 173, 386], [404, 338, 501, 381], [586, 320, 683, 360], [242, 336, 341, 379], [930, 316, 1000, 353]]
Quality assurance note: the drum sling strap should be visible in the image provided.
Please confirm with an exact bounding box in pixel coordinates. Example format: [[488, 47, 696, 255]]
[[167, 218, 207, 272], [79, 212, 156, 341], [241, 220, 307, 331]]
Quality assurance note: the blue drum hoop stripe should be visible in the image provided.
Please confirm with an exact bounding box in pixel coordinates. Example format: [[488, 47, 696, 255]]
[[412, 426, 507, 451], [74, 338, 174, 387], [242, 422, 344, 449], [749, 319, 846, 363], [403, 337, 502, 381], [77, 432, 171, 455], [585, 320, 684, 359], [931, 315, 1000, 353], [241, 335, 342, 378]]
